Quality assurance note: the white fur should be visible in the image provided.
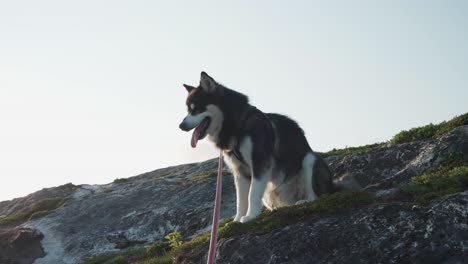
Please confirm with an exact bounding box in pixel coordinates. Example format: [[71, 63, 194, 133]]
[[238, 136, 253, 167], [181, 104, 224, 144], [302, 153, 318, 201], [233, 175, 250, 222], [224, 137, 274, 223], [241, 176, 269, 223], [262, 170, 287, 210], [205, 105, 224, 143], [223, 148, 250, 222], [236, 137, 268, 222]]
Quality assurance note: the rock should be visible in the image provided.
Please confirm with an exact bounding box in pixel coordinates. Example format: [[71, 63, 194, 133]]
[[216, 192, 468, 263], [24, 160, 237, 263], [0, 227, 45, 264], [0, 125, 466, 263], [329, 126, 467, 191]]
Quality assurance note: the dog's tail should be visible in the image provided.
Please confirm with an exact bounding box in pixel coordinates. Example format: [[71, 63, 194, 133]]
[[332, 173, 361, 192], [312, 153, 361, 195]]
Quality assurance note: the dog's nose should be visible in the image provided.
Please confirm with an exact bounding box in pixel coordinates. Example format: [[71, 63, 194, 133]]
[[179, 122, 188, 131]]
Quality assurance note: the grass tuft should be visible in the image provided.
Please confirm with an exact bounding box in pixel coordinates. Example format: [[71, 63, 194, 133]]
[[219, 190, 372, 238], [403, 166, 468, 205], [0, 196, 71, 226], [390, 112, 468, 144], [113, 178, 130, 184], [324, 112, 467, 156], [324, 143, 385, 157]]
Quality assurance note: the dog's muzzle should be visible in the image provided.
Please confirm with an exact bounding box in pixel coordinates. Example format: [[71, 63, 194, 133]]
[[179, 118, 194, 131]]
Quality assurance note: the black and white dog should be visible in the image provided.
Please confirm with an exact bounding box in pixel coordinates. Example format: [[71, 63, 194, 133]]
[[179, 72, 337, 223]]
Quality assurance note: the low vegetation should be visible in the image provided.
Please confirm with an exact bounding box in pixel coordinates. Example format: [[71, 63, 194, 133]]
[[113, 178, 130, 184], [390, 112, 468, 144], [403, 166, 468, 206], [153, 168, 182, 180], [191, 171, 217, 180], [325, 112, 467, 157], [0, 196, 71, 226], [324, 143, 385, 156], [164, 231, 184, 249], [82, 191, 372, 264]]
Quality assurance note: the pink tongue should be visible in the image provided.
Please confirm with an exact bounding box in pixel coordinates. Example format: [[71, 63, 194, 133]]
[[191, 124, 202, 148]]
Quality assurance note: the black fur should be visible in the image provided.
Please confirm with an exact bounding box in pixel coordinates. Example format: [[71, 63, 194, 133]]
[[183, 75, 334, 195]]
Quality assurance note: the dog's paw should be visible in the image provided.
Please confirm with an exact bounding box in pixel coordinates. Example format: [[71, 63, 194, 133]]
[[233, 215, 243, 222], [240, 215, 256, 223], [295, 199, 308, 205]]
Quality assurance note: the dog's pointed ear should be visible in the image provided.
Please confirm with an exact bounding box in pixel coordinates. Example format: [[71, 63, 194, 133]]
[[183, 84, 195, 93], [200, 71, 217, 93]]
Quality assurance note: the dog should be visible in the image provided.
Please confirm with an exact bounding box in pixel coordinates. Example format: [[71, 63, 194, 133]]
[[179, 72, 337, 223]]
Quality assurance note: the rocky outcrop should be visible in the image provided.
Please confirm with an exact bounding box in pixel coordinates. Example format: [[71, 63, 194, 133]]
[[0, 125, 466, 263], [0, 227, 45, 264], [217, 191, 468, 264], [327, 126, 467, 191], [22, 161, 236, 264]]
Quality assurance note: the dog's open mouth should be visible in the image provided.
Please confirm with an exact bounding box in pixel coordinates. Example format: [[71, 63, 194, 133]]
[[191, 117, 211, 148]]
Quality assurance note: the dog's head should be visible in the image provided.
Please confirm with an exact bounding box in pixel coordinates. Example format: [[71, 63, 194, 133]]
[[179, 72, 224, 148]]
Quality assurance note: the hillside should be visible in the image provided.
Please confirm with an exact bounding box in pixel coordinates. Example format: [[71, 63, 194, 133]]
[[0, 113, 467, 264]]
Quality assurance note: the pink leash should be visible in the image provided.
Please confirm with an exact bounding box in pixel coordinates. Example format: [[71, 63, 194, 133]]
[[207, 150, 223, 264]]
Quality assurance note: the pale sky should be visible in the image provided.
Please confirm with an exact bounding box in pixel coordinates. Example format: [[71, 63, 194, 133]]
[[0, 0, 467, 202]]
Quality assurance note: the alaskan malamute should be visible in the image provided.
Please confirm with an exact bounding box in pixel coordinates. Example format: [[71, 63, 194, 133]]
[[179, 72, 337, 223]]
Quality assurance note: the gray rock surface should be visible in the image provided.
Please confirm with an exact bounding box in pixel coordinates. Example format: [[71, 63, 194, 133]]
[[26, 160, 236, 264], [217, 191, 468, 264], [0, 125, 466, 263]]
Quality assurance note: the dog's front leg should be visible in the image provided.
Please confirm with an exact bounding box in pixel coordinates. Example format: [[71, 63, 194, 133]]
[[240, 171, 269, 223], [233, 174, 250, 222]]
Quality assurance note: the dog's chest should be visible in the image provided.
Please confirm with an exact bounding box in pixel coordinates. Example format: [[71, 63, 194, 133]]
[[223, 151, 251, 178]]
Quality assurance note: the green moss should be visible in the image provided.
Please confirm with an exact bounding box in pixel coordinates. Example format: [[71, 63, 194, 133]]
[[324, 143, 385, 157], [82, 255, 115, 264], [134, 253, 174, 264], [146, 241, 166, 256], [403, 166, 468, 206], [324, 112, 467, 156], [103, 255, 127, 264], [405, 166, 468, 193], [193, 171, 217, 178], [113, 178, 130, 184], [82, 247, 151, 264], [172, 232, 210, 260], [152, 168, 185, 180], [32, 197, 71, 212], [29, 210, 53, 220], [219, 190, 372, 238], [153, 172, 171, 180], [0, 212, 30, 226], [188, 170, 231, 182], [0, 196, 71, 226], [440, 152, 468, 168], [390, 112, 468, 144], [55, 182, 78, 190], [115, 240, 146, 250]]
